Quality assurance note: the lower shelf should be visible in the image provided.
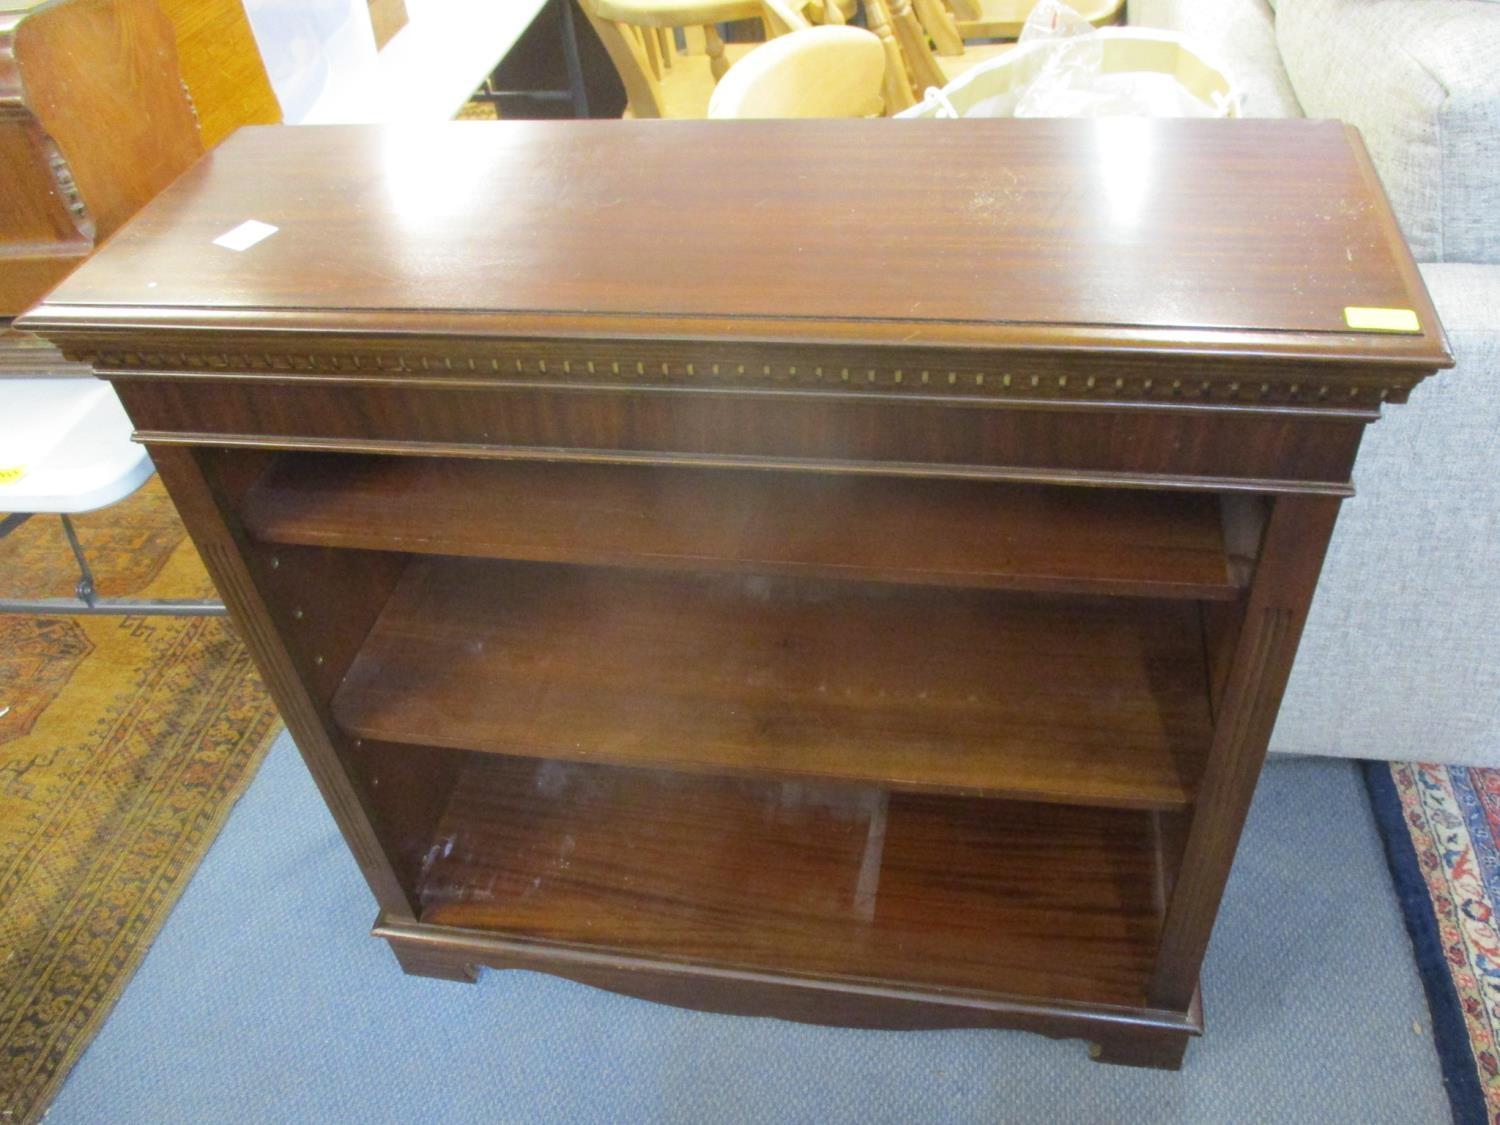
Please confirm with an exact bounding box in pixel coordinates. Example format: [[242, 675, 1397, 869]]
[[414, 752, 1168, 1010]]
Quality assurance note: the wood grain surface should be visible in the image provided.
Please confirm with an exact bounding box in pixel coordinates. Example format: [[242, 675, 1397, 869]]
[[418, 753, 1165, 1007], [242, 454, 1241, 599], [155, 0, 282, 148], [9, 0, 202, 243], [332, 558, 1212, 808], [0, 118, 91, 314], [111, 377, 1377, 493], [25, 120, 1447, 368]]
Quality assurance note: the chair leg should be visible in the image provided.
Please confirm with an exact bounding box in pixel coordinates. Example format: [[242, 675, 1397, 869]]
[[60, 513, 99, 608], [705, 24, 729, 79]]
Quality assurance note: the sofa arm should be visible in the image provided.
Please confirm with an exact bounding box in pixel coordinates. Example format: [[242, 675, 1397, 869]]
[[1272, 264, 1500, 765], [1276, 0, 1500, 264]]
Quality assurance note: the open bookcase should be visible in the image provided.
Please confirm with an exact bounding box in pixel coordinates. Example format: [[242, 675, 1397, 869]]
[[18, 119, 1451, 1069], [221, 450, 1254, 1048]]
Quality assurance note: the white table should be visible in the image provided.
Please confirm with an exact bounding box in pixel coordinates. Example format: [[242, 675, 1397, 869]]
[[0, 378, 223, 615], [293, 0, 555, 125], [0, 379, 152, 515]]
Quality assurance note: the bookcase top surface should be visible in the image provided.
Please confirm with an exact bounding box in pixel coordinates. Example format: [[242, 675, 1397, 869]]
[[23, 119, 1449, 368]]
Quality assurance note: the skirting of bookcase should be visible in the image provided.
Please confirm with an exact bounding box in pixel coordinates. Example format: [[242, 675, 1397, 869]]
[[375, 918, 1200, 1070]]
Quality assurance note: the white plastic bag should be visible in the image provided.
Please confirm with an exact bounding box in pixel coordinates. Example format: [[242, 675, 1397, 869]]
[[1012, 1, 1215, 117], [1014, 47, 1221, 118], [1017, 0, 1097, 42], [912, 2, 1238, 120]]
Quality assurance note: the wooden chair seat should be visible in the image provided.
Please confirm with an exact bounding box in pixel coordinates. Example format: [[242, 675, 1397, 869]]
[[707, 25, 886, 118], [624, 40, 758, 117]]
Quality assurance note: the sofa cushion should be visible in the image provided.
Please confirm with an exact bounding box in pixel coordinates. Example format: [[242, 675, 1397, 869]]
[[1277, 0, 1500, 263], [1127, 0, 1303, 117], [1273, 263, 1500, 765]]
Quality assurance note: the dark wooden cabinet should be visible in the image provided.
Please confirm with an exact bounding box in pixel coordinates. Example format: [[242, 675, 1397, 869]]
[[19, 119, 1451, 1069]]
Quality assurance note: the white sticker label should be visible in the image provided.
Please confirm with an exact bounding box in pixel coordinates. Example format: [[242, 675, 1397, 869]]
[[212, 219, 279, 252]]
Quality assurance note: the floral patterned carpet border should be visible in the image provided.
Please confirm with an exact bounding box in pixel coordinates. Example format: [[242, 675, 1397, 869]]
[[1366, 761, 1500, 1125], [0, 478, 281, 1124]]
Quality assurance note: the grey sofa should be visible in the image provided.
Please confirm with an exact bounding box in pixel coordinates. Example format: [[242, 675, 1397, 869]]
[[1130, 0, 1499, 766]]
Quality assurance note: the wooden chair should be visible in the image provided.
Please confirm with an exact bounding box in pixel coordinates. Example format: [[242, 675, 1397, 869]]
[[1, 0, 202, 316], [943, 0, 1123, 45], [581, 0, 856, 117], [760, 0, 814, 34], [707, 25, 885, 118], [154, 0, 281, 146], [808, 0, 859, 26], [862, 0, 1013, 112], [579, 0, 764, 117]]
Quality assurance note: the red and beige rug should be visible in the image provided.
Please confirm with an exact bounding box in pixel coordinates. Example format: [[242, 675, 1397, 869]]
[[0, 477, 280, 1124], [1368, 761, 1500, 1125]]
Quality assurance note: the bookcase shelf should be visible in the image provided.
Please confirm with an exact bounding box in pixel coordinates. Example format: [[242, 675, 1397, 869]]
[[415, 752, 1167, 1009], [331, 556, 1214, 810], [242, 454, 1243, 601]]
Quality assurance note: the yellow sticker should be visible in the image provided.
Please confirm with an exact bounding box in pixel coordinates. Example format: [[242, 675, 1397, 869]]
[[0, 466, 26, 486], [1344, 306, 1421, 333]]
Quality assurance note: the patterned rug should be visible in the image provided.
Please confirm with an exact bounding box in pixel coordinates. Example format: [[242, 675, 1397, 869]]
[[0, 476, 281, 1124], [1367, 762, 1500, 1125]]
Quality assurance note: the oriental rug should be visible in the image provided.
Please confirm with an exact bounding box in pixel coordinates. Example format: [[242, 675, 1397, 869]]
[[1367, 761, 1500, 1125], [0, 476, 280, 1124]]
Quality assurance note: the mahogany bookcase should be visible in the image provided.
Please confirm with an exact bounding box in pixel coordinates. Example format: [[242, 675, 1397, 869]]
[[20, 119, 1451, 1069]]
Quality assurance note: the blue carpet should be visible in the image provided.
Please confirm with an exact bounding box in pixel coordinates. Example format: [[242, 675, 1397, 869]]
[[46, 735, 1450, 1123]]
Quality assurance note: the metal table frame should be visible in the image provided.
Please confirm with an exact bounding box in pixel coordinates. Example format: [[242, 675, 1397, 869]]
[[472, 0, 591, 117], [0, 510, 226, 617]]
